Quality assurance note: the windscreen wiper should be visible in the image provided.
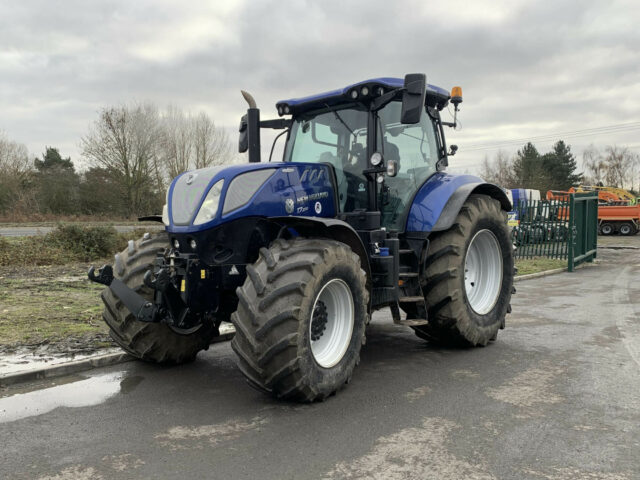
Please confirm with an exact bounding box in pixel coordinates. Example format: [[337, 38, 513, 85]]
[[323, 103, 356, 138]]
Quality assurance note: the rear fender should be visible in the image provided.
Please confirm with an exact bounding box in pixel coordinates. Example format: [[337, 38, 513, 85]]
[[406, 173, 511, 233]]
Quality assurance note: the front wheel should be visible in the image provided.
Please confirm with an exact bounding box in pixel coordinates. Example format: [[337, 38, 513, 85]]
[[600, 223, 614, 235], [231, 238, 368, 402], [101, 232, 217, 364], [413, 194, 514, 346]]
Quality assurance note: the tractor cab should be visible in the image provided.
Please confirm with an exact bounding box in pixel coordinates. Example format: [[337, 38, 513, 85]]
[[239, 75, 457, 233], [282, 96, 442, 230]]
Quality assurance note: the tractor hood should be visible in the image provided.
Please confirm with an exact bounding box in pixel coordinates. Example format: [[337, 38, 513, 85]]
[[164, 162, 337, 233]]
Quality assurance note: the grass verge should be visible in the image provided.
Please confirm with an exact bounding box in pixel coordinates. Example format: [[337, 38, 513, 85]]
[[514, 257, 566, 276], [0, 224, 157, 353], [0, 265, 112, 352]]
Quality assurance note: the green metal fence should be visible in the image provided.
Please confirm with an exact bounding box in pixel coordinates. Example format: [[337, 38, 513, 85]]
[[510, 192, 598, 270], [511, 198, 570, 260]]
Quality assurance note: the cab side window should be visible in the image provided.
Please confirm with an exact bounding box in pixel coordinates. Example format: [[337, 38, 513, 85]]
[[378, 103, 440, 230]]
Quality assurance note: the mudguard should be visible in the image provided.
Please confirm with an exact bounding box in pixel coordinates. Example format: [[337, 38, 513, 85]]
[[268, 215, 372, 290], [405, 173, 511, 234]]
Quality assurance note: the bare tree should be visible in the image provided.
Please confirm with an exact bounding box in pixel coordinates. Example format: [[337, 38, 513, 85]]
[[479, 150, 517, 188], [192, 112, 233, 169], [80, 103, 162, 217], [157, 108, 234, 182], [0, 131, 35, 214], [603, 145, 636, 189], [582, 145, 606, 185], [160, 105, 194, 180]]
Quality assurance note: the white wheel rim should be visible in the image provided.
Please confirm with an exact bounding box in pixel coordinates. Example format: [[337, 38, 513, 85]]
[[602, 225, 612, 234], [309, 278, 354, 368], [621, 225, 631, 234], [464, 229, 503, 315]]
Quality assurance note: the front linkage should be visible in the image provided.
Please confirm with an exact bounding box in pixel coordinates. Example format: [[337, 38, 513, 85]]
[[88, 250, 216, 331]]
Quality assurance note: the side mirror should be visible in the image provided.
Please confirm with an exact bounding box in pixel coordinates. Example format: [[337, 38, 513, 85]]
[[238, 114, 248, 153], [400, 73, 426, 124], [386, 160, 398, 177]]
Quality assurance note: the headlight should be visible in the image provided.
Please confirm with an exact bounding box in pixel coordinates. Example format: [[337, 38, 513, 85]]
[[162, 204, 169, 226], [162, 188, 170, 225], [193, 180, 224, 225]]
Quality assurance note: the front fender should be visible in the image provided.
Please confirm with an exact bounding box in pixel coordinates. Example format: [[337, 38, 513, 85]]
[[406, 173, 511, 233], [269, 216, 372, 308]]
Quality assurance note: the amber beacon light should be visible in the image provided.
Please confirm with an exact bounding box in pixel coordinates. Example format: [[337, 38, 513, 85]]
[[450, 86, 463, 106]]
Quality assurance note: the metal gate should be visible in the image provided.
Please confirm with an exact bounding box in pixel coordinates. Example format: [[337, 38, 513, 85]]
[[510, 192, 598, 271], [568, 192, 598, 271]]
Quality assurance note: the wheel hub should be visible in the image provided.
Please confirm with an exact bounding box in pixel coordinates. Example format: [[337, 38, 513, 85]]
[[464, 229, 503, 315], [309, 279, 354, 368], [311, 301, 328, 341]]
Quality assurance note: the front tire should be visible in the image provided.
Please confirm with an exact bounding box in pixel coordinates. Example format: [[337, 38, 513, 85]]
[[413, 194, 514, 346], [600, 223, 614, 235], [101, 232, 216, 364], [230, 238, 368, 402]]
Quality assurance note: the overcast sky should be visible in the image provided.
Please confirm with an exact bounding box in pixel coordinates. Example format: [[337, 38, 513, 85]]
[[1, 0, 639, 173]]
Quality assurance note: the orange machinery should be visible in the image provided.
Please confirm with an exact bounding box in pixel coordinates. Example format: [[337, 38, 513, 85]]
[[598, 203, 640, 235], [546, 187, 621, 204], [546, 189, 640, 235]]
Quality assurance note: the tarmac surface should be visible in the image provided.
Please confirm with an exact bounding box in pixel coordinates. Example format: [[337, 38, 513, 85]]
[[1, 247, 639, 479]]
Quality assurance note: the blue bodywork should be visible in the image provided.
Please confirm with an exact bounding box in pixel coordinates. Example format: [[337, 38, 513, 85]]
[[165, 76, 507, 238], [276, 77, 450, 115], [166, 164, 504, 236], [405, 173, 486, 232], [166, 162, 336, 234]]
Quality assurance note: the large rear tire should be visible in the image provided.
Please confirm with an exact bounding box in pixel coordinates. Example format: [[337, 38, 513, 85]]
[[230, 238, 368, 402], [413, 194, 514, 346], [101, 232, 216, 364]]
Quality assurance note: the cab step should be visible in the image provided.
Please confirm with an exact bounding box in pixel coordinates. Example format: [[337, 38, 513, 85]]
[[399, 272, 419, 278], [398, 296, 425, 303], [390, 301, 428, 326], [395, 318, 429, 326]]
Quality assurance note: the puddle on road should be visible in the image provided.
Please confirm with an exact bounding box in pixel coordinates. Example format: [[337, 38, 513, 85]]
[[0, 371, 141, 423]]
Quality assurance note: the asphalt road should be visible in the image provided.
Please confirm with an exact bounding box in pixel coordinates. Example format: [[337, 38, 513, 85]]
[[0, 225, 163, 237], [1, 248, 639, 479]]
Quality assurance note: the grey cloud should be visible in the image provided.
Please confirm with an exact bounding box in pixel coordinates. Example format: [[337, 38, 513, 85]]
[[0, 0, 639, 172]]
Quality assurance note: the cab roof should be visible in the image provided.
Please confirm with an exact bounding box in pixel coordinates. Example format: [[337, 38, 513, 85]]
[[276, 77, 451, 116]]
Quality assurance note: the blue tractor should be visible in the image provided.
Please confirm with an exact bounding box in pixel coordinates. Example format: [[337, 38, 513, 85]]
[[89, 74, 514, 401]]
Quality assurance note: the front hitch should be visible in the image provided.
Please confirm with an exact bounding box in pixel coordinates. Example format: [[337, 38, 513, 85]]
[[89, 265, 158, 323]]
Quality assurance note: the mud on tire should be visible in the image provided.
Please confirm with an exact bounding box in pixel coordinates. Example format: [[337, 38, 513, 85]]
[[231, 237, 369, 402], [413, 194, 514, 346], [101, 232, 216, 364]]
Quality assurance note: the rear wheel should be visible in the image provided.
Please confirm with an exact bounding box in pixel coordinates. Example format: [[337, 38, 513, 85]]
[[230, 238, 368, 402], [412, 194, 514, 346], [600, 223, 614, 235], [101, 232, 216, 364], [619, 222, 636, 236]]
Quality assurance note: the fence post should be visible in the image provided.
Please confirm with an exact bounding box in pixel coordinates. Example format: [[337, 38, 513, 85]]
[[568, 193, 575, 272]]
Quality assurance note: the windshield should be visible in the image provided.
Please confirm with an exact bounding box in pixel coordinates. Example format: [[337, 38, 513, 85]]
[[283, 102, 440, 230], [284, 106, 369, 211]]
